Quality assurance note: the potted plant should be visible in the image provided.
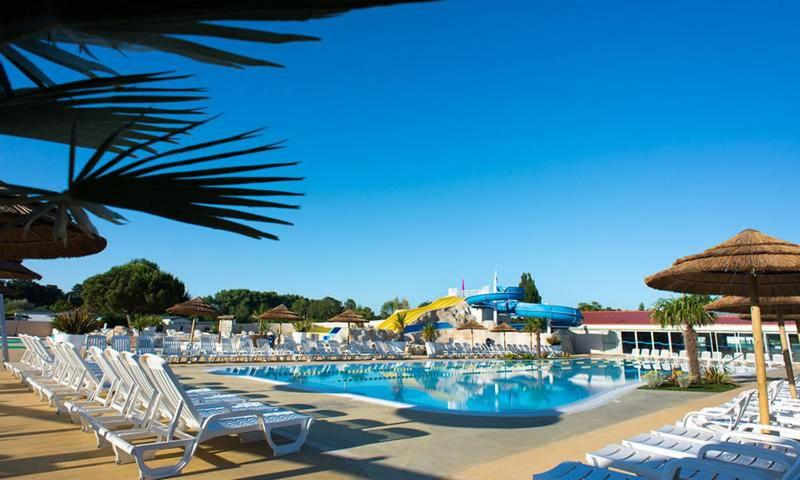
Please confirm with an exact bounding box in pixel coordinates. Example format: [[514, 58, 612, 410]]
[[51, 307, 101, 350], [292, 319, 314, 342], [130, 314, 163, 334], [546, 334, 562, 353]]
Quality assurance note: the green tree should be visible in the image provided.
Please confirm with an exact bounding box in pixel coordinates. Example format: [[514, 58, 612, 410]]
[[49, 298, 74, 313], [82, 259, 188, 326], [1, 280, 65, 307], [521, 317, 545, 355], [421, 321, 439, 342], [392, 312, 408, 340], [577, 301, 619, 312], [651, 295, 717, 382], [518, 273, 542, 303], [418, 300, 432, 308], [3, 298, 34, 315], [638, 302, 646, 311], [380, 297, 410, 318]]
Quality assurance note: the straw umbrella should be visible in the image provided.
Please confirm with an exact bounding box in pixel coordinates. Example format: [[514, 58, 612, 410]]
[[166, 297, 219, 344], [258, 304, 301, 344], [457, 319, 486, 346], [490, 322, 516, 348], [0, 203, 107, 260], [0, 260, 41, 363], [707, 296, 800, 399], [329, 309, 368, 343], [646, 229, 800, 425]]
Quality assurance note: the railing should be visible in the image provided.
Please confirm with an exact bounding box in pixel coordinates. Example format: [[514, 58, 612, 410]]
[[722, 352, 746, 370]]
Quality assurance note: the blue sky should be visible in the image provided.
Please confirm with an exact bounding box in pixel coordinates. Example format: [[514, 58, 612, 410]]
[[2, 1, 800, 310]]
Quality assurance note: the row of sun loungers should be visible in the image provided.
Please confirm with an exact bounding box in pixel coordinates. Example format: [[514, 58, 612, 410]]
[[626, 348, 781, 368], [84, 334, 410, 363], [534, 379, 800, 479], [425, 341, 565, 359], [4, 334, 314, 480]]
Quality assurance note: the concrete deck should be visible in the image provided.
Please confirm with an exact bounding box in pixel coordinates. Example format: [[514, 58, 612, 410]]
[[0, 360, 755, 480]]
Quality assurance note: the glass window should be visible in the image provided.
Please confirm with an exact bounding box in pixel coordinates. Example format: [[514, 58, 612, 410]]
[[652, 332, 670, 352], [715, 333, 739, 357], [738, 335, 755, 353], [669, 332, 684, 352], [790, 334, 800, 361], [697, 333, 712, 352], [766, 334, 783, 356], [637, 332, 653, 352], [620, 331, 636, 354]]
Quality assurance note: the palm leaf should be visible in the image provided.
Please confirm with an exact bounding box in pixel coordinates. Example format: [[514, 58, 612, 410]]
[[1, 120, 302, 240], [0, 1, 429, 89], [0, 72, 205, 151]]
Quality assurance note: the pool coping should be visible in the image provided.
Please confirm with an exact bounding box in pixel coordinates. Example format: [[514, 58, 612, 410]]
[[210, 359, 644, 418]]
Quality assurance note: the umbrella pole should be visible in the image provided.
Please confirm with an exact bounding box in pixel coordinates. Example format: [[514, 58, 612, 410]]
[[347, 321, 351, 344], [471, 329, 474, 346], [0, 293, 8, 363], [777, 312, 798, 399], [189, 318, 197, 344], [749, 275, 771, 425]]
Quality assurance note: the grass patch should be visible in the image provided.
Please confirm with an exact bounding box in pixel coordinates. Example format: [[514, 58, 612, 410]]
[[639, 383, 739, 393]]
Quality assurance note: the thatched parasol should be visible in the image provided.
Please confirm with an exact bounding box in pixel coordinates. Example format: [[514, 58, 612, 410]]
[[490, 322, 517, 348], [329, 309, 368, 343], [0, 260, 41, 280], [258, 304, 301, 344], [0, 203, 107, 260], [166, 297, 219, 343], [707, 296, 800, 399], [0, 260, 41, 363], [646, 229, 800, 425], [457, 319, 486, 346]]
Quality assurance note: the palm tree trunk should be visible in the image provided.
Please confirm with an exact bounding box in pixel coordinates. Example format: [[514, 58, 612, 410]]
[[685, 325, 701, 382], [536, 331, 542, 356]]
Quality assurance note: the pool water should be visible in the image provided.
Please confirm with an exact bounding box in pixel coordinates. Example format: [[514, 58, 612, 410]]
[[216, 359, 646, 416]]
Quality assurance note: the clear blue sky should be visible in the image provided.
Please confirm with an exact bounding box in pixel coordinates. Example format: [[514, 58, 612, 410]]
[[2, 1, 800, 311]]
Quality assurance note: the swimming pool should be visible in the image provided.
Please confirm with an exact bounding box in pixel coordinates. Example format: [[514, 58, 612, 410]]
[[215, 358, 646, 416]]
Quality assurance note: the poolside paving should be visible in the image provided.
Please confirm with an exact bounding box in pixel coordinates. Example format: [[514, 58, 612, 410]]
[[0, 357, 772, 479]]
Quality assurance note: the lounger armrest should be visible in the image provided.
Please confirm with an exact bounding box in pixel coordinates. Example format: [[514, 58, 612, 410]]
[[200, 409, 272, 429], [681, 410, 733, 429], [659, 458, 773, 480], [697, 441, 794, 471]]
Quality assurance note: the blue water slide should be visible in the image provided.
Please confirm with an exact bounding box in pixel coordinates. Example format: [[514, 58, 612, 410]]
[[465, 287, 582, 328]]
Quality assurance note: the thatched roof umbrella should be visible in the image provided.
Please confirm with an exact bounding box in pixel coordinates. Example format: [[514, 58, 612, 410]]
[[0, 203, 107, 260], [457, 319, 486, 346], [490, 322, 516, 348], [708, 296, 800, 399], [329, 309, 368, 343], [166, 297, 219, 343], [0, 260, 41, 362], [258, 304, 301, 344], [646, 229, 800, 425]]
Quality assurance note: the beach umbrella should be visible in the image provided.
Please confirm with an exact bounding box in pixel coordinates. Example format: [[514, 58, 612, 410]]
[[0, 203, 107, 260], [490, 322, 516, 348], [708, 296, 800, 399], [646, 229, 800, 425], [329, 309, 368, 343], [258, 304, 301, 344], [166, 297, 219, 344], [0, 260, 41, 363], [457, 319, 486, 346]]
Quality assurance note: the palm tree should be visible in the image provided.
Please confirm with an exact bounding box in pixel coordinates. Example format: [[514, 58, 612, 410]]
[[650, 295, 717, 382], [521, 317, 545, 356], [392, 312, 407, 341], [421, 321, 438, 343]]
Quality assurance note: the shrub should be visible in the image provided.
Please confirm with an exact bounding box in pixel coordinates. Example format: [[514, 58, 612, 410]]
[[643, 371, 668, 388], [546, 335, 561, 346], [51, 307, 101, 334], [674, 371, 693, 389], [130, 314, 163, 331], [421, 322, 439, 342], [293, 319, 314, 332], [4, 298, 33, 313], [704, 365, 737, 386]]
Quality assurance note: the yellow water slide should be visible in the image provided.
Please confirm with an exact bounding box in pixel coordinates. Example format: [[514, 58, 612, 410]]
[[377, 296, 465, 331]]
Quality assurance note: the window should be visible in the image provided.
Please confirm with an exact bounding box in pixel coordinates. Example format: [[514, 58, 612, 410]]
[[697, 333, 712, 352], [652, 332, 670, 352], [715, 333, 740, 356], [766, 334, 783, 356], [620, 331, 636, 354], [637, 332, 653, 351], [669, 332, 684, 352]]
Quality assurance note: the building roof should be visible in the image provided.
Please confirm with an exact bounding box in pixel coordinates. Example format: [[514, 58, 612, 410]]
[[581, 310, 750, 326]]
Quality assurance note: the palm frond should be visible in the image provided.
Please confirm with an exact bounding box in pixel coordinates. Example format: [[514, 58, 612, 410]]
[[0, 72, 206, 151], [0, 1, 430, 89], [1, 120, 302, 240]]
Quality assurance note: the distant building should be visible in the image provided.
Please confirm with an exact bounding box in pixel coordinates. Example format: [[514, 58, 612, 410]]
[[570, 310, 799, 360], [162, 315, 213, 332]]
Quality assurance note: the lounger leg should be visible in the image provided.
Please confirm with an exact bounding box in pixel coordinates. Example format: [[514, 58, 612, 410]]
[[261, 418, 314, 457]]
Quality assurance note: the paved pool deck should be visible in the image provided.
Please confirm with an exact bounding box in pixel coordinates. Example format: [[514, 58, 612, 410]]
[[0, 357, 771, 480]]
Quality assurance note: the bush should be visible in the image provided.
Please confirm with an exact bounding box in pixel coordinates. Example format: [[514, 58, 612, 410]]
[[51, 307, 102, 334], [293, 319, 314, 332], [643, 371, 668, 388], [674, 371, 693, 389], [4, 298, 33, 313], [704, 365, 737, 386], [130, 314, 163, 331], [421, 322, 439, 342]]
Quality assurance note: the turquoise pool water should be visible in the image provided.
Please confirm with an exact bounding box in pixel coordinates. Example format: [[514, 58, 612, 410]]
[[216, 358, 645, 416]]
